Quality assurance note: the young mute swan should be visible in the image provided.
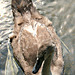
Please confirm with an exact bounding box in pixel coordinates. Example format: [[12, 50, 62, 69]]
[[10, 0, 64, 75]]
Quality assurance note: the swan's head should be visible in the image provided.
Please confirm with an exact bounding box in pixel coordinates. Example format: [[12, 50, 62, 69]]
[[32, 45, 54, 74]]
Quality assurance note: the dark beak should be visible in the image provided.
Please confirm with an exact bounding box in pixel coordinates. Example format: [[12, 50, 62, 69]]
[[32, 56, 44, 74]]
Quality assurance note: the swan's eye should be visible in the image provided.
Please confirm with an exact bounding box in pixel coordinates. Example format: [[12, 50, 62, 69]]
[[18, 22, 23, 26]]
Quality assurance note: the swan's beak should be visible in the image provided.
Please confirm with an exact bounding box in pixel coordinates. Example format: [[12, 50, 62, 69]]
[[32, 56, 44, 74]]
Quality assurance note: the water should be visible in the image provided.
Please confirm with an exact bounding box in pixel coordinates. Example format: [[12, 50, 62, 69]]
[[0, 0, 75, 75]]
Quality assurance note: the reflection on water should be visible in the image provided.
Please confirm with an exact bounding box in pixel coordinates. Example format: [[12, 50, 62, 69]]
[[0, 0, 75, 75]]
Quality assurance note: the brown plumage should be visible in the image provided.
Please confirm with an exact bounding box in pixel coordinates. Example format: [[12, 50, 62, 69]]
[[10, 0, 64, 75]]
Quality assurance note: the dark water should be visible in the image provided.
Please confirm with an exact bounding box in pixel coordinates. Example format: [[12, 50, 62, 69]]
[[0, 0, 75, 75]]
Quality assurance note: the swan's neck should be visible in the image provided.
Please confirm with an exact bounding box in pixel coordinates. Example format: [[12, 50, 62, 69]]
[[42, 55, 53, 75]]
